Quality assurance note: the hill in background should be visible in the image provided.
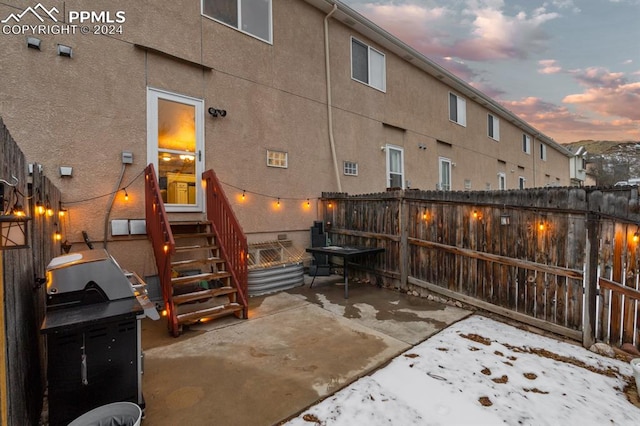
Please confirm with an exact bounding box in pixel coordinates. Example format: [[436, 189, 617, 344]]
[[562, 140, 640, 186]]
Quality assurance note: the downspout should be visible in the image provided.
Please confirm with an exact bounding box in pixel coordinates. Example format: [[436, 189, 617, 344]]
[[324, 4, 342, 192]]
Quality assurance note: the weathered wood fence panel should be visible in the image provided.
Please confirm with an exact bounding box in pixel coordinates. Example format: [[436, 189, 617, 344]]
[[1, 117, 61, 425], [322, 187, 640, 349]]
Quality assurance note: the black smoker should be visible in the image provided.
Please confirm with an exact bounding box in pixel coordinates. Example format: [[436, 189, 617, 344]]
[[41, 249, 157, 426]]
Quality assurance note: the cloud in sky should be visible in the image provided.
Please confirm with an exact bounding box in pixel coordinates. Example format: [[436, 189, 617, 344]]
[[503, 96, 640, 142], [346, 0, 639, 142]]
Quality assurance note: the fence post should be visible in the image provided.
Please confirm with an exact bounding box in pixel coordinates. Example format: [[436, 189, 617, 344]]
[[399, 193, 409, 291], [583, 212, 598, 348]]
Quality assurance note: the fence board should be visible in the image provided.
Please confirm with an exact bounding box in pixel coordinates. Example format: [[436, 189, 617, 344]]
[[322, 187, 640, 347]]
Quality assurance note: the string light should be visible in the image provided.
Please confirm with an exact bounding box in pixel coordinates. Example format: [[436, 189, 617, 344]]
[[46, 201, 54, 217], [538, 221, 545, 231], [306, 198, 310, 207], [242, 190, 246, 200], [35, 201, 45, 215], [276, 198, 280, 206], [123, 188, 129, 201]]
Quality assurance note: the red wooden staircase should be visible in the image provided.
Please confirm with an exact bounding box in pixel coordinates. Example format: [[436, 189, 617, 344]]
[[144, 165, 248, 336]]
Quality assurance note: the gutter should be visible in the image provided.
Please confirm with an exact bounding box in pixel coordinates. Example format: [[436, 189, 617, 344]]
[[324, 4, 342, 192]]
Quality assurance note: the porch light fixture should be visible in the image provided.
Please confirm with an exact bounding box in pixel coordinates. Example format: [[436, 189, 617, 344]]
[[0, 176, 31, 250], [27, 36, 41, 50], [57, 44, 72, 57]]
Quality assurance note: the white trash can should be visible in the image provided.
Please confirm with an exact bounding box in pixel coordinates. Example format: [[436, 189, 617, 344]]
[[632, 358, 640, 392], [67, 401, 142, 426]]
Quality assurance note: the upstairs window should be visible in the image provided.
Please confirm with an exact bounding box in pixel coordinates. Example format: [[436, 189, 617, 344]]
[[351, 38, 386, 92], [449, 93, 466, 126], [488, 114, 500, 140], [203, 0, 272, 43], [540, 143, 547, 161], [522, 134, 531, 154]]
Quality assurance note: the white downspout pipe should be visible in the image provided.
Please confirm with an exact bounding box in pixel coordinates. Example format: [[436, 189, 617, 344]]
[[324, 4, 342, 192]]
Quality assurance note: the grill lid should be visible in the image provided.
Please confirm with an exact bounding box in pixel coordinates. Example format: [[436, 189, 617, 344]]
[[46, 249, 136, 304]]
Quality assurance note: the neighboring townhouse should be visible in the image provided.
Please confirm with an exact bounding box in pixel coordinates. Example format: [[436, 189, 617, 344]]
[[0, 0, 575, 275]]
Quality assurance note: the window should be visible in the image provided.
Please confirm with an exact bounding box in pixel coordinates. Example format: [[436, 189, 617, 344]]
[[449, 93, 466, 126], [540, 143, 547, 161], [147, 88, 204, 212], [202, 0, 272, 43], [439, 157, 452, 191], [343, 161, 358, 176], [522, 134, 531, 154], [267, 150, 287, 168], [498, 172, 506, 190], [386, 145, 404, 188], [519, 176, 526, 189], [488, 114, 500, 140], [351, 38, 386, 91]]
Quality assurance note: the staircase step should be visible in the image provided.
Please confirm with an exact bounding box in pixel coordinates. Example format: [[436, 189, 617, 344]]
[[172, 286, 237, 305], [171, 257, 225, 269], [177, 302, 243, 324], [173, 232, 216, 239], [171, 271, 231, 286], [170, 220, 211, 227], [174, 244, 219, 253]]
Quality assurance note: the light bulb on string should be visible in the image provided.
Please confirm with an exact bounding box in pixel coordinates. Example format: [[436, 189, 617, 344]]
[[123, 188, 129, 201]]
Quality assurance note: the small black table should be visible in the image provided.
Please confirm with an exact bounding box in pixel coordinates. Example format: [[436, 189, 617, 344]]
[[306, 246, 385, 298]]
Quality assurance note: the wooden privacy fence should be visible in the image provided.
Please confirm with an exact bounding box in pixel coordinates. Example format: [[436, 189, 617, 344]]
[[1, 117, 62, 425], [322, 187, 640, 349]]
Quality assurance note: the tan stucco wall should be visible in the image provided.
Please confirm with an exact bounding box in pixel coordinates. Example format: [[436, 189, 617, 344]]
[[0, 0, 571, 275]]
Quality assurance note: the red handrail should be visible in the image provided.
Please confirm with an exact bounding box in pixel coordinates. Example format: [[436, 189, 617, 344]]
[[203, 169, 248, 316], [144, 164, 177, 332]]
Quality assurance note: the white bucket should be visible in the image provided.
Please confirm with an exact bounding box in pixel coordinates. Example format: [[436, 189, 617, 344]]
[[631, 358, 640, 392], [67, 401, 142, 426]]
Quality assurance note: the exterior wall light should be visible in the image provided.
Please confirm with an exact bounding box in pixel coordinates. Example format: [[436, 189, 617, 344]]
[[208, 107, 227, 117]]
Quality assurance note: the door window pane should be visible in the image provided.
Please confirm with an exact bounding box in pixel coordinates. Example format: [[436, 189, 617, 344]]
[[157, 99, 198, 205]]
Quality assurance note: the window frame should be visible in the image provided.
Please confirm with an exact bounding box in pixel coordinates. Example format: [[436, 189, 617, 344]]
[[522, 134, 531, 154], [519, 176, 526, 189], [147, 88, 205, 213], [343, 161, 358, 176], [350, 37, 386, 92], [201, 0, 273, 44], [448, 92, 467, 127], [488, 113, 500, 141], [498, 172, 506, 190], [540, 143, 547, 161], [438, 157, 452, 191], [385, 144, 404, 189], [266, 149, 288, 168]]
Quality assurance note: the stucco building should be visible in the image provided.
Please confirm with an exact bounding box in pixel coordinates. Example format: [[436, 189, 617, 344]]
[[0, 0, 575, 275]]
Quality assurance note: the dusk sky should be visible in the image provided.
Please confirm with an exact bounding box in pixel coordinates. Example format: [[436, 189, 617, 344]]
[[342, 0, 640, 144]]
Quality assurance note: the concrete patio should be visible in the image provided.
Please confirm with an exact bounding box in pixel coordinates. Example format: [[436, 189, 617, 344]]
[[140, 275, 471, 425]]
